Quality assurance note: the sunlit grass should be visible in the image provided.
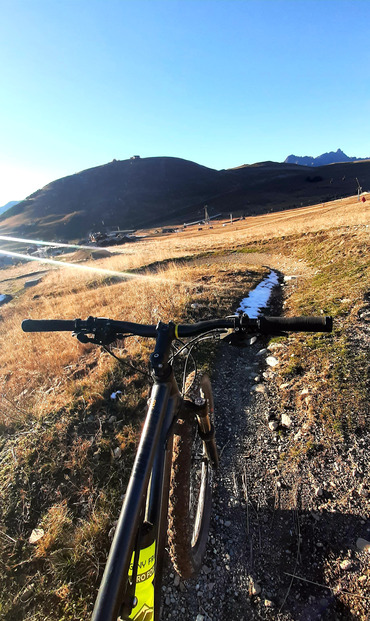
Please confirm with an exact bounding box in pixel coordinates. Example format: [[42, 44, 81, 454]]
[[0, 196, 368, 619]]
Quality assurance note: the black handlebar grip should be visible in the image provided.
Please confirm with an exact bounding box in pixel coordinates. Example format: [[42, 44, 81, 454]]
[[258, 316, 333, 333], [22, 319, 76, 332]]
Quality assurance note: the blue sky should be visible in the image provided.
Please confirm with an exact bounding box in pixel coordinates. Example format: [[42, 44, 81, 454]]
[[1, 0, 369, 205]]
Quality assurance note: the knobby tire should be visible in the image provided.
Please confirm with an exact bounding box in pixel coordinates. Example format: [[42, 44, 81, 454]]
[[167, 375, 214, 579]]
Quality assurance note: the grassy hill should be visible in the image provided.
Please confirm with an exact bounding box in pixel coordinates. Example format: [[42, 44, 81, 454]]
[[0, 156, 370, 241]]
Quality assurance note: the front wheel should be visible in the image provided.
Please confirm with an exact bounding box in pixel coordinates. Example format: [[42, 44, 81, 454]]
[[167, 374, 215, 579]]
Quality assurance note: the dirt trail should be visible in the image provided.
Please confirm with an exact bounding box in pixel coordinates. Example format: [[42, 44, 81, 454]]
[[161, 265, 291, 620], [162, 263, 369, 620], [161, 341, 268, 620]]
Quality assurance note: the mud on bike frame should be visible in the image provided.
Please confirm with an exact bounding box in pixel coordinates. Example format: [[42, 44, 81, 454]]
[[22, 313, 332, 621]]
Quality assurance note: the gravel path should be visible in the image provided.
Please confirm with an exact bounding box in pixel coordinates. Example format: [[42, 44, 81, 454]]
[[161, 342, 265, 621], [161, 273, 370, 621], [161, 271, 288, 620]]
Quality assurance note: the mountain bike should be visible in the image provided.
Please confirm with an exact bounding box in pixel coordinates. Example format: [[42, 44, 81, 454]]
[[22, 313, 332, 620]]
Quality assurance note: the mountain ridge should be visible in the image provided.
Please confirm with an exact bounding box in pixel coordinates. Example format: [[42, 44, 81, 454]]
[[285, 148, 370, 167], [0, 200, 19, 216]]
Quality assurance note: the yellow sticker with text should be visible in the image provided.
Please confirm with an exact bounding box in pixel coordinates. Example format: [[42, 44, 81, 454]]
[[128, 542, 156, 621]]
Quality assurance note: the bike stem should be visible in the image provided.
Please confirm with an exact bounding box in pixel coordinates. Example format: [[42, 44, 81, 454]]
[[150, 321, 176, 381]]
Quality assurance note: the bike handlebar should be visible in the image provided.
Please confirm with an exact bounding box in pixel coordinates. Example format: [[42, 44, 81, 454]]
[[22, 315, 332, 337], [22, 319, 77, 332], [258, 315, 332, 333]]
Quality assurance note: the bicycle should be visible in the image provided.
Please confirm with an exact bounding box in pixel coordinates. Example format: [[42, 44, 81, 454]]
[[22, 313, 332, 620]]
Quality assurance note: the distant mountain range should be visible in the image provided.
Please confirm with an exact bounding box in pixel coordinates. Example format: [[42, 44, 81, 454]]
[[0, 156, 369, 242], [285, 149, 370, 167], [0, 200, 19, 216]]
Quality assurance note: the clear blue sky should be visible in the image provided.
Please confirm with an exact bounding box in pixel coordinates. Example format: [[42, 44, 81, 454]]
[[1, 0, 369, 205]]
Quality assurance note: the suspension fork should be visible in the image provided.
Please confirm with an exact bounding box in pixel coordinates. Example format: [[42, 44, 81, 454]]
[[151, 320, 219, 470], [182, 396, 219, 469]]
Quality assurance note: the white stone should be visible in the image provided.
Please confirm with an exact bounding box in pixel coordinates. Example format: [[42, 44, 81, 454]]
[[266, 356, 279, 367], [256, 348, 268, 356], [249, 579, 261, 596], [281, 413, 292, 427], [269, 421, 279, 431], [25, 278, 42, 288], [356, 538, 370, 552], [252, 384, 267, 394], [113, 447, 122, 459], [29, 528, 45, 544], [340, 559, 352, 570]]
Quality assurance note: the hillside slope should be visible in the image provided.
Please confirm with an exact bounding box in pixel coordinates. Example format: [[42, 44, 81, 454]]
[[1, 156, 370, 241]]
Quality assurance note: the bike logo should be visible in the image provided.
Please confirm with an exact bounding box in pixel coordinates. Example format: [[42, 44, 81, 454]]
[[132, 603, 153, 621]]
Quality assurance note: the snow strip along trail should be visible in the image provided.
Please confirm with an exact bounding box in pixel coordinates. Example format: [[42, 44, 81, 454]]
[[237, 270, 279, 317]]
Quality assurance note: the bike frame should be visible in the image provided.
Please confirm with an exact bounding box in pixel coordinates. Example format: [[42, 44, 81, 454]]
[[92, 322, 197, 621], [20, 314, 332, 620]]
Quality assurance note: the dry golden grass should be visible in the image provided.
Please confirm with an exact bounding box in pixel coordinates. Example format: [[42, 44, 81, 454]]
[[0, 195, 368, 620], [0, 195, 367, 430], [0, 242, 265, 620], [0, 257, 263, 425], [34, 501, 72, 559], [134, 194, 368, 255]]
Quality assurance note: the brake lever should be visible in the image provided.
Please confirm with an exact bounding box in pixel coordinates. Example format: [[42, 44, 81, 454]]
[[220, 330, 250, 347], [73, 330, 124, 346], [221, 327, 288, 346]]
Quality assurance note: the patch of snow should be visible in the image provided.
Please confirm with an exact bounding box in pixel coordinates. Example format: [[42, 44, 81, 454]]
[[110, 391, 122, 400], [237, 271, 279, 318], [0, 294, 11, 306]]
